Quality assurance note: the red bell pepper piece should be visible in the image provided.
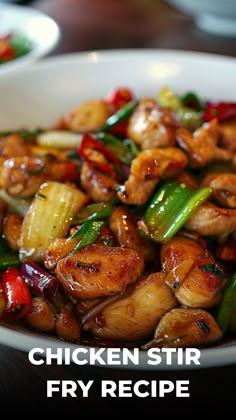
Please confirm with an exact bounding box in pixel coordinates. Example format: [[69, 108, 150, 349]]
[[1, 267, 32, 321], [78, 134, 124, 179], [202, 102, 236, 122], [106, 87, 134, 109]]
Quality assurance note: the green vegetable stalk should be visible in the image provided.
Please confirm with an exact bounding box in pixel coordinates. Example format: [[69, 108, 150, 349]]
[[98, 100, 137, 131], [74, 202, 113, 224], [139, 181, 212, 243], [216, 273, 236, 335], [69, 221, 104, 252]]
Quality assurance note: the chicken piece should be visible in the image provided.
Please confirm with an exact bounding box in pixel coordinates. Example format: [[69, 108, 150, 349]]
[[176, 118, 233, 168], [176, 170, 200, 190], [2, 213, 23, 250], [109, 206, 156, 262], [55, 243, 144, 300], [218, 121, 236, 151], [25, 297, 56, 332], [160, 236, 223, 308], [142, 308, 222, 349], [117, 175, 158, 206], [56, 308, 81, 343], [130, 147, 188, 181], [1, 134, 29, 158], [58, 99, 111, 132], [80, 161, 117, 202], [184, 201, 236, 242], [117, 147, 188, 205], [0, 156, 47, 197], [44, 237, 82, 270], [127, 99, 177, 149], [83, 272, 177, 341], [201, 173, 236, 208]]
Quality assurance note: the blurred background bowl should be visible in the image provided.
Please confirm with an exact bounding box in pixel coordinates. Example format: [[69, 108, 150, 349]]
[[166, 0, 236, 37], [0, 2, 61, 75]]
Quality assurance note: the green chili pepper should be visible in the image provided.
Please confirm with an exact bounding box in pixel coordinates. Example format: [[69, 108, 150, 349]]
[[0, 238, 20, 270], [98, 100, 138, 132], [140, 181, 212, 243], [215, 273, 236, 335], [74, 202, 113, 224], [0, 255, 21, 270], [180, 91, 205, 111], [124, 138, 140, 157], [177, 107, 202, 131], [70, 221, 104, 252], [97, 132, 139, 164]]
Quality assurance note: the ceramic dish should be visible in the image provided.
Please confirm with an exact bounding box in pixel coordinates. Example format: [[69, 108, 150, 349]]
[[0, 49, 235, 370], [0, 2, 60, 75]]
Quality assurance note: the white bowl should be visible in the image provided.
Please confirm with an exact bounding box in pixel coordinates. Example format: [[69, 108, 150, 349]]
[[0, 49, 236, 370], [0, 3, 61, 75], [167, 0, 236, 37]]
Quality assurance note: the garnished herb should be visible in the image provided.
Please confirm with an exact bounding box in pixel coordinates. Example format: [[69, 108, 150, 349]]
[[197, 319, 211, 333], [172, 280, 180, 289], [199, 264, 225, 280]]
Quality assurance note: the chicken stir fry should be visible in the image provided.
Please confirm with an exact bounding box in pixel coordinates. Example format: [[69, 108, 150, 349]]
[[0, 86, 235, 352]]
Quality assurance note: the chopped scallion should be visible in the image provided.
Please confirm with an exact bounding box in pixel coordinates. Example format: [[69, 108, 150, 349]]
[[139, 181, 212, 243]]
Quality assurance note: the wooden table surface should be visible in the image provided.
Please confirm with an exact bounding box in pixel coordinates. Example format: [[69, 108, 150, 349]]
[[33, 0, 236, 57], [1, 0, 236, 413]]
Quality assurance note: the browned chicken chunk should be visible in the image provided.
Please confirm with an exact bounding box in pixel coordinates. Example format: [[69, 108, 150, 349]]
[[59, 99, 111, 133], [185, 202, 236, 241], [56, 243, 145, 300], [218, 121, 236, 151], [127, 99, 177, 149], [117, 147, 188, 205], [201, 173, 236, 208], [80, 161, 117, 202], [176, 119, 233, 168], [109, 206, 156, 262], [161, 236, 223, 308], [83, 272, 177, 341], [143, 307, 222, 349]]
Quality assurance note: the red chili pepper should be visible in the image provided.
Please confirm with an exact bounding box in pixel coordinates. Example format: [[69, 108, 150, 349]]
[[78, 134, 124, 179], [202, 102, 236, 122], [1, 267, 32, 321], [21, 262, 58, 301], [0, 36, 15, 61], [106, 87, 134, 109], [109, 121, 128, 138]]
